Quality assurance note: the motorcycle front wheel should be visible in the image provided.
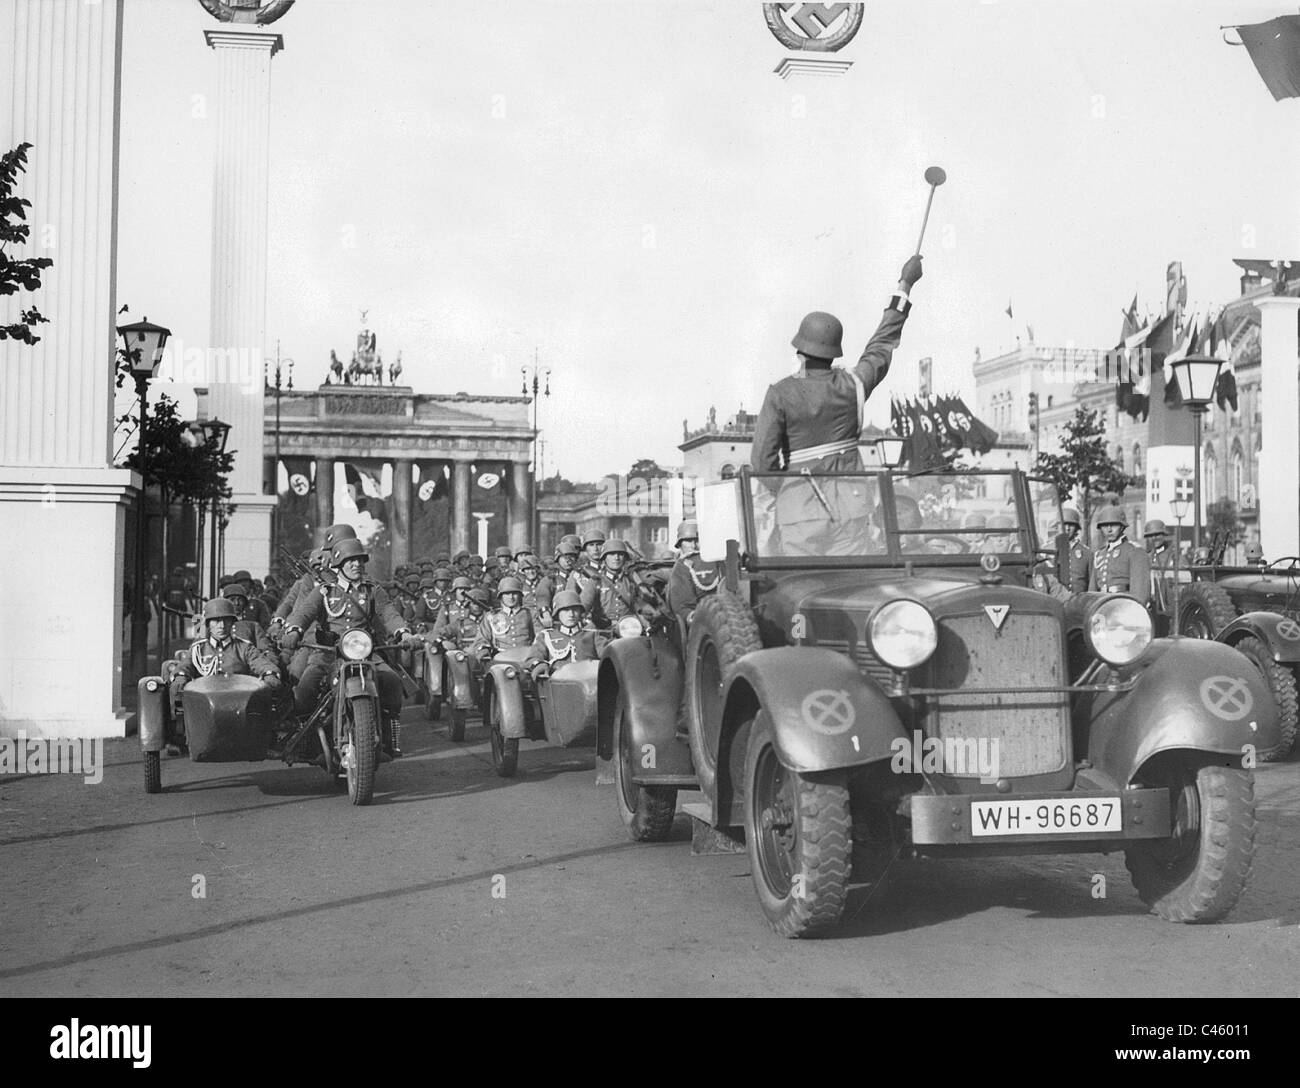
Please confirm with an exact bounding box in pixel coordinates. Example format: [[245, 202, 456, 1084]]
[[344, 698, 378, 805]]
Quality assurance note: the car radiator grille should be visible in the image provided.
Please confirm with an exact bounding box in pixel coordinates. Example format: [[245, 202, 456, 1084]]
[[804, 630, 893, 688], [922, 612, 1068, 778]]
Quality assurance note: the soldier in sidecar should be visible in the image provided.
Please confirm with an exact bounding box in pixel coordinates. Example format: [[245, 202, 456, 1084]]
[[429, 585, 491, 740]]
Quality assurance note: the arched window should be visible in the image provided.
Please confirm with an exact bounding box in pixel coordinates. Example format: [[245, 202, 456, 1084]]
[[1231, 444, 1244, 504], [1132, 443, 1142, 473], [1115, 445, 1125, 471], [1203, 445, 1217, 504], [720, 464, 735, 480]]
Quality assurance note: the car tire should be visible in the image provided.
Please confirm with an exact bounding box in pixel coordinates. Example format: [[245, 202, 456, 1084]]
[[1177, 582, 1238, 640], [743, 711, 851, 938], [448, 706, 467, 742], [144, 750, 162, 794], [685, 590, 762, 797], [1124, 758, 1255, 923], [1232, 635, 1298, 762], [613, 685, 676, 841]]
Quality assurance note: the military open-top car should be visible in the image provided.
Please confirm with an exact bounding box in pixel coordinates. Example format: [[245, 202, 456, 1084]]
[[597, 467, 1278, 938]]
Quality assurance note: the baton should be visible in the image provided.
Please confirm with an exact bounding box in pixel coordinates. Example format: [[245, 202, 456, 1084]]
[[914, 166, 947, 255]]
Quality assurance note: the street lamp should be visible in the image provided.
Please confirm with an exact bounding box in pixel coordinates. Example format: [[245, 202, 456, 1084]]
[[267, 343, 293, 554], [1169, 353, 1225, 553], [522, 355, 551, 548], [1170, 496, 1191, 636], [874, 433, 907, 470], [116, 316, 171, 679]]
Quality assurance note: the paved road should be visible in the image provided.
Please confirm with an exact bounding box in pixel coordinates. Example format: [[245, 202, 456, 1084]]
[[2, 707, 1298, 997]]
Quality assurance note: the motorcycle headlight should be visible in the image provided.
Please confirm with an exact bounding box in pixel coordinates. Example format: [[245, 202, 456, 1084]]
[[616, 616, 644, 639], [454, 651, 465, 662], [867, 600, 938, 671], [504, 667, 517, 680], [145, 679, 160, 693], [340, 629, 373, 661], [1085, 596, 1151, 667]]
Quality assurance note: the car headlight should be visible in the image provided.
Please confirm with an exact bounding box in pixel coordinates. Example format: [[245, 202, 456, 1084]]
[[867, 600, 938, 670], [1085, 596, 1151, 667], [340, 629, 373, 661], [616, 616, 644, 639]]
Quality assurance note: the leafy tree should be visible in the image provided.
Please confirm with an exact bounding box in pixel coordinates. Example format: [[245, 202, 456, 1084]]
[[0, 143, 54, 344], [1033, 406, 1130, 531], [629, 458, 670, 479], [1207, 497, 1241, 555], [541, 473, 575, 494]]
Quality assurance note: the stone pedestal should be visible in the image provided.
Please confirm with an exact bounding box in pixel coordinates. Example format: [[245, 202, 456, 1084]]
[[204, 29, 283, 576], [0, 1, 131, 737], [1257, 296, 1300, 559]]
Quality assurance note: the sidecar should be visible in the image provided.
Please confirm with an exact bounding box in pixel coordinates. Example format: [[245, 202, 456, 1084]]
[[481, 647, 600, 777], [439, 646, 482, 741], [138, 673, 277, 794]]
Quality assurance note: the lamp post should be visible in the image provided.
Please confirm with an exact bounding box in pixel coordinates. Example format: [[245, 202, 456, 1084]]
[[521, 353, 551, 548], [203, 418, 231, 598], [1169, 354, 1225, 552], [1170, 497, 1190, 637], [873, 433, 907, 471], [116, 317, 171, 679], [267, 342, 293, 555]]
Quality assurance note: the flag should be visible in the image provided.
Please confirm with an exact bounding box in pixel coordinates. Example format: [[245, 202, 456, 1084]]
[[1004, 301, 1013, 320], [1208, 310, 1239, 411], [926, 396, 955, 450], [281, 456, 314, 497], [416, 461, 449, 503], [1236, 15, 1300, 100], [908, 399, 944, 469], [1166, 262, 1187, 323], [1117, 294, 1139, 346], [1145, 311, 1176, 369], [949, 395, 998, 454]]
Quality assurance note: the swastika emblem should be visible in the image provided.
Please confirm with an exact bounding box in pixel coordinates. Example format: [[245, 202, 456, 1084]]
[[418, 480, 437, 502], [801, 688, 855, 735], [1277, 619, 1300, 642], [1199, 676, 1254, 721], [288, 473, 310, 496], [763, 3, 864, 53]]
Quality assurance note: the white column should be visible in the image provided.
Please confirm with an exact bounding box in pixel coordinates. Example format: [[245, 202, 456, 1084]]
[[1257, 296, 1300, 559], [0, 0, 135, 737], [204, 29, 283, 578]]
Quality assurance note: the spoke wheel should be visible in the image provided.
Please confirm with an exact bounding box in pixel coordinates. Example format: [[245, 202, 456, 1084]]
[[743, 712, 850, 938], [485, 687, 517, 777], [614, 686, 676, 841]]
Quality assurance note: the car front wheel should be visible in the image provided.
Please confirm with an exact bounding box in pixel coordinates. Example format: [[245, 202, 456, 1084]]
[[1124, 757, 1255, 923], [743, 711, 851, 938]]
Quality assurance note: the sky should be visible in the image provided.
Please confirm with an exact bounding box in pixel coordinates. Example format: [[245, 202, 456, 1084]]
[[116, 0, 1300, 482]]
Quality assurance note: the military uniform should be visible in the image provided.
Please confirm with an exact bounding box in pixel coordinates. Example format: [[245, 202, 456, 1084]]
[[524, 623, 606, 675], [178, 633, 279, 682], [413, 587, 449, 630], [1066, 539, 1093, 593], [666, 553, 719, 624], [519, 572, 553, 628], [581, 570, 639, 631], [1089, 539, 1151, 607], [471, 605, 536, 663], [751, 293, 912, 556]]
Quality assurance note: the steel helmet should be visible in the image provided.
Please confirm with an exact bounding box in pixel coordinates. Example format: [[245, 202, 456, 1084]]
[[484, 556, 500, 571], [1245, 542, 1265, 562], [494, 545, 513, 560], [452, 576, 473, 591], [325, 523, 357, 545], [601, 539, 629, 557], [987, 513, 1015, 530], [467, 588, 491, 607], [232, 569, 252, 583], [1061, 507, 1082, 528], [419, 576, 438, 590], [1094, 504, 1126, 527], [791, 311, 844, 360], [332, 538, 370, 567], [202, 597, 238, 621], [555, 540, 581, 557], [519, 554, 540, 570], [1142, 519, 1168, 537], [514, 546, 535, 560], [453, 549, 471, 563], [435, 553, 451, 565], [496, 576, 523, 597], [963, 513, 987, 530], [221, 583, 248, 600], [675, 520, 699, 545], [560, 533, 582, 550], [551, 590, 583, 613], [582, 530, 606, 548]]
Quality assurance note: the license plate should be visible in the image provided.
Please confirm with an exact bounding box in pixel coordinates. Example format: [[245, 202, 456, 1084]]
[[970, 797, 1122, 837]]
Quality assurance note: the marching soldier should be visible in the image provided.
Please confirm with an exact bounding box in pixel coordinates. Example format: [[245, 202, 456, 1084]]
[[471, 577, 536, 664], [524, 591, 607, 681], [282, 538, 420, 757], [750, 255, 924, 556], [1060, 507, 1092, 593], [666, 520, 719, 626], [581, 538, 639, 632], [1088, 505, 1151, 607]]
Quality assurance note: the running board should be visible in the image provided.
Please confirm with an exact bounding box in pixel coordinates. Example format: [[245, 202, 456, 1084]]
[[683, 800, 745, 855]]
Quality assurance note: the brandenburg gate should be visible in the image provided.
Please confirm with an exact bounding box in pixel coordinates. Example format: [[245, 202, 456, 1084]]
[[263, 381, 535, 568]]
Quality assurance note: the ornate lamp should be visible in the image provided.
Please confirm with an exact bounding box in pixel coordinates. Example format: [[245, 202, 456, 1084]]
[[874, 433, 907, 470], [1169, 354, 1224, 551]]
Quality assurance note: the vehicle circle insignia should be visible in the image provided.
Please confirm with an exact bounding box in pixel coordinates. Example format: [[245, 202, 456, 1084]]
[[801, 688, 855, 735], [763, 3, 864, 53], [1276, 618, 1300, 641], [1199, 676, 1254, 721], [418, 480, 437, 502], [980, 552, 1001, 573], [288, 472, 310, 496]]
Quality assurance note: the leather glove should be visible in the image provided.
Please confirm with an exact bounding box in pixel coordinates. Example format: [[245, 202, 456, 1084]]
[[281, 629, 301, 651], [441, 639, 458, 653], [899, 254, 923, 290], [530, 662, 550, 682], [400, 633, 423, 650], [261, 673, 280, 688], [268, 616, 285, 634]]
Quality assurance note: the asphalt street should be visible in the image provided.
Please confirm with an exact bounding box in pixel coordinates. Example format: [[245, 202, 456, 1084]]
[[2, 705, 1298, 998]]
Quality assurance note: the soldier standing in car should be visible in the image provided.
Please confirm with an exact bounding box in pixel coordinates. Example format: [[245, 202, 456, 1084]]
[[1088, 505, 1150, 607], [751, 256, 923, 556]]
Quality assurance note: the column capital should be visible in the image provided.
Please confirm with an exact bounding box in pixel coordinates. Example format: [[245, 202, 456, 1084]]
[[1255, 295, 1300, 313], [205, 29, 284, 54]]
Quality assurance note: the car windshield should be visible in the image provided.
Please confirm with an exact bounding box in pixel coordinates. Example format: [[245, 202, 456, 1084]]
[[735, 470, 1033, 563]]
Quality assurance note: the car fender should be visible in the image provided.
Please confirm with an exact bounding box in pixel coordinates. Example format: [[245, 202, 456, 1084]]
[[486, 662, 529, 740], [722, 647, 907, 774], [137, 676, 169, 752], [1218, 610, 1300, 664], [1085, 638, 1280, 783], [595, 635, 692, 778]]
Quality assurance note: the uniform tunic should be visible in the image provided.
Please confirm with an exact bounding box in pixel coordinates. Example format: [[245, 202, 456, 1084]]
[[520, 575, 553, 627], [1089, 537, 1151, 607], [180, 634, 279, 681], [524, 624, 606, 674], [1067, 539, 1094, 594], [666, 554, 720, 624], [472, 607, 536, 662], [581, 570, 639, 631], [751, 298, 911, 555], [433, 606, 482, 649]]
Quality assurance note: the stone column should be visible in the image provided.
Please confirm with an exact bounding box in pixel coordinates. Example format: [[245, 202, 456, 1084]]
[[391, 458, 412, 567], [510, 461, 531, 551], [1257, 297, 1300, 559], [452, 461, 471, 556], [314, 458, 334, 534], [203, 29, 283, 578], [0, 0, 136, 738], [631, 516, 645, 553]]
